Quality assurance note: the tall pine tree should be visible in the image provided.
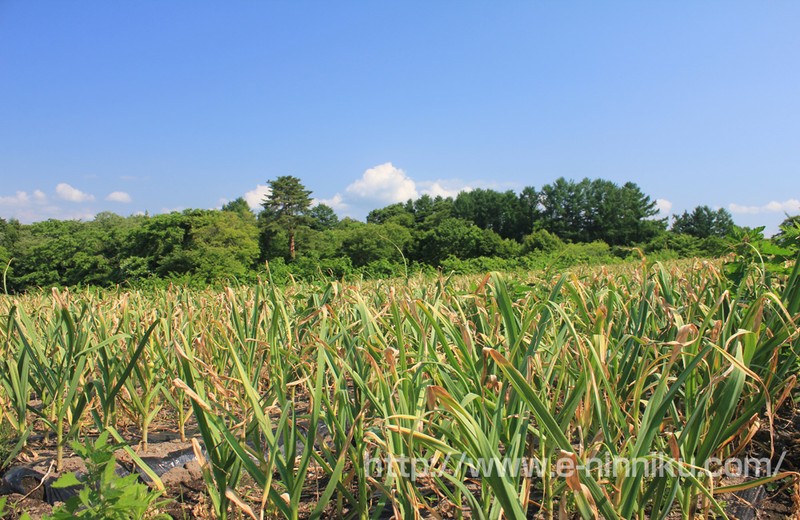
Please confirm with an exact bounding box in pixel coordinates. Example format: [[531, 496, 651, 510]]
[[261, 176, 312, 260]]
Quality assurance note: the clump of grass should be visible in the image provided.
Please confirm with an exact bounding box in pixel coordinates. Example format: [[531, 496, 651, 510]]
[[0, 418, 25, 471]]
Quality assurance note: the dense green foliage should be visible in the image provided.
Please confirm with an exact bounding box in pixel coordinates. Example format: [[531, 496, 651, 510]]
[[0, 176, 794, 292], [671, 205, 735, 238]]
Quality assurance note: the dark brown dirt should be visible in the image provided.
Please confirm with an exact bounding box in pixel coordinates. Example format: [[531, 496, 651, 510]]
[[719, 399, 800, 519]]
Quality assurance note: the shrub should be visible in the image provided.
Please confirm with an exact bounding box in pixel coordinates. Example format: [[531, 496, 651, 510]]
[[46, 432, 170, 520], [521, 229, 564, 254]]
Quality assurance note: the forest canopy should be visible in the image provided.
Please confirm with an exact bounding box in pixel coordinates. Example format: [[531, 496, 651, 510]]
[[0, 175, 793, 291]]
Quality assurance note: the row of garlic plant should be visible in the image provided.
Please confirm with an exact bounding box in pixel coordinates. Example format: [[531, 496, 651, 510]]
[[175, 260, 799, 519], [0, 257, 798, 519]]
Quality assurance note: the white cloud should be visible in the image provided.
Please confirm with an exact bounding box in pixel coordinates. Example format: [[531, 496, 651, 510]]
[[0, 191, 31, 206], [729, 199, 800, 215], [418, 180, 474, 199], [106, 191, 132, 203], [0, 189, 65, 222], [765, 199, 800, 212], [728, 203, 760, 215], [0, 187, 100, 222], [1, 204, 94, 223], [244, 184, 271, 210], [314, 193, 348, 211], [56, 183, 95, 202], [655, 198, 673, 215], [319, 162, 498, 218], [346, 163, 419, 204], [0, 189, 49, 208]]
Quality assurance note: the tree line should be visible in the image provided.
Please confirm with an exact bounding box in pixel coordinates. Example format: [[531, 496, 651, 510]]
[[0, 175, 789, 291]]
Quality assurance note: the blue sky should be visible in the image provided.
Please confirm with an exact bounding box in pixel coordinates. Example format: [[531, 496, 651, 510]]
[[1, 2, 798, 234]]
